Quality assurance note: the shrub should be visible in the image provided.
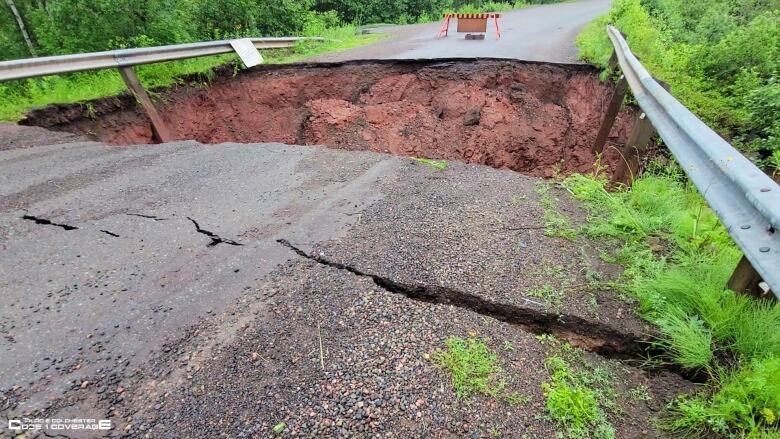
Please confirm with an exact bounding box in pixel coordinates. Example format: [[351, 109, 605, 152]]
[[576, 0, 780, 167]]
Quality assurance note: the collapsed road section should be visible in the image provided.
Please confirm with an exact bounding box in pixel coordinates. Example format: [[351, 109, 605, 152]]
[[21, 59, 637, 177]]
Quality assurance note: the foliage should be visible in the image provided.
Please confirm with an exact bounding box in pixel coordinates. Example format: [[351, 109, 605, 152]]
[[432, 336, 523, 404], [563, 170, 780, 437], [0, 24, 379, 121], [536, 182, 577, 239], [666, 357, 780, 437], [414, 157, 449, 171], [541, 345, 616, 439], [576, 0, 780, 169]]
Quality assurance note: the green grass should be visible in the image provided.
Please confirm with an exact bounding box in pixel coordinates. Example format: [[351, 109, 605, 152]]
[[432, 336, 525, 405], [561, 169, 780, 437], [413, 158, 448, 171], [541, 344, 617, 439], [536, 182, 577, 239], [665, 357, 780, 438], [575, 0, 780, 171], [0, 25, 382, 121]]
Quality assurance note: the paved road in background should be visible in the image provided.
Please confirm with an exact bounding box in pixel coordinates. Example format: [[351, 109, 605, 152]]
[[310, 0, 611, 63]]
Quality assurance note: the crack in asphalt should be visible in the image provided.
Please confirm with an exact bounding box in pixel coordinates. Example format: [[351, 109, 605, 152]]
[[276, 238, 646, 360], [22, 215, 79, 230], [126, 213, 167, 221], [100, 229, 120, 237], [188, 217, 243, 247]]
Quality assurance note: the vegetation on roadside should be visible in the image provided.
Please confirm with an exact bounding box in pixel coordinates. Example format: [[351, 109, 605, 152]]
[[561, 166, 780, 438], [432, 336, 527, 404], [537, 182, 577, 239], [0, 25, 380, 121], [576, 0, 780, 172], [414, 157, 449, 171], [541, 340, 617, 439]]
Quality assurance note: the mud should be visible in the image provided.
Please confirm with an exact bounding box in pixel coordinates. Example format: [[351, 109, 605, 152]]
[[22, 59, 636, 177]]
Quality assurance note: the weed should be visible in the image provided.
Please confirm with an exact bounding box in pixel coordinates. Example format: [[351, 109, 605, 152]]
[[626, 385, 651, 402], [413, 157, 448, 171], [84, 103, 97, 119], [586, 294, 599, 314], [542, 351, 616, 439], [536, 182, 577, 239], [502, 340, 515, 352], [432, 336, 506, 400], [654, 311, 715, 375], [536, 334, 557, 346], [664, 356, 780, 437], [527, 261, 574, 309]]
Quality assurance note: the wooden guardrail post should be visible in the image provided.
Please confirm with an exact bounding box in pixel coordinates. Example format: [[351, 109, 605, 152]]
[[612, 111, 655, 185], [592, 74, 628, 154], [728, 255, 771, 299], [118, 66, 172, 143], [613, 80, 670, 185]]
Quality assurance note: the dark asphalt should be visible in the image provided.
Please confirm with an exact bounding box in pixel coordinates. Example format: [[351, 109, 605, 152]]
[[309, 0, 612, 63], [1, 135, 666, 437], [0, 139, 403, 415]]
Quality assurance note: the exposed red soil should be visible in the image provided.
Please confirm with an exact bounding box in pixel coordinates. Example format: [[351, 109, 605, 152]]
[[22, 59, 636, 177]]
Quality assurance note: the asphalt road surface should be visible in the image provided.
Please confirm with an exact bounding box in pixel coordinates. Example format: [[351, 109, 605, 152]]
[[310, 0, 612, 63], [0, 1, 641, 436], [1, 127, 677, 438]]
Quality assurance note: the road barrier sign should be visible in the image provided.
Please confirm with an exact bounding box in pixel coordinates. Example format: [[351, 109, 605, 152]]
[[437, 13, 501, 39]]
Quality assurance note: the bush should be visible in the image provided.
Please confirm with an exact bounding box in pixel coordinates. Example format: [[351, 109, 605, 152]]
[[576, 0, 780, 169], [667, 357, 780, 437]]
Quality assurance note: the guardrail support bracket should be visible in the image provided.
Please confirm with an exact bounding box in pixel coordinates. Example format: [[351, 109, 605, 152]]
[[118, 66, 172, 143]]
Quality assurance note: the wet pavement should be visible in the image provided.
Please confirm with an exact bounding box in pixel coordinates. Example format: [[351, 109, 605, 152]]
[[309, 0, 612, 63]]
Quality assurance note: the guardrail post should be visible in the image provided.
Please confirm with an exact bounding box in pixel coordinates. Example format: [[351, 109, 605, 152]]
[[117, 66, 172, 143], [613, 112, 655, 185], [592, 74, 628, 154], [728, 256, 770, 299], [613, 80, 670, 185]]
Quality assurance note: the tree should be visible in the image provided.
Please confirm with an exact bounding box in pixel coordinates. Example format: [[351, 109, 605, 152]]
[[4, 0, 36, 56]]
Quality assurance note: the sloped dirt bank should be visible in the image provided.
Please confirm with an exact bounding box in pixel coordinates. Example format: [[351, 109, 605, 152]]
[[22, 59, 636, 177]]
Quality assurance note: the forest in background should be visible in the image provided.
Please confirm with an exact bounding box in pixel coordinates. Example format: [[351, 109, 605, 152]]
[[0, 0, 565, 61]]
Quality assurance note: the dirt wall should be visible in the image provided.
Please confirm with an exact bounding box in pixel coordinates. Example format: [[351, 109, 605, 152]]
[[22, 59, 636, 177]]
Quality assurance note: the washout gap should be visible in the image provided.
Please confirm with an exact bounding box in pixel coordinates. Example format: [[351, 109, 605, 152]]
[[279, 241, 650, 359], [21, 214, 79, 230], [187, 217, 243, 247], [277, 238, 703, 382]]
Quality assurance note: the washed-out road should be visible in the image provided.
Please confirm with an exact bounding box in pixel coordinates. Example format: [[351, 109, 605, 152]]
[[0, 2, 693, 438]]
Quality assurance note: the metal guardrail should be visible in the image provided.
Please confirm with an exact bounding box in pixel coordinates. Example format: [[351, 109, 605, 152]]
[[0, 37, 319, 81], [605, 25, 779, 297], [0, 36, 323, 143]]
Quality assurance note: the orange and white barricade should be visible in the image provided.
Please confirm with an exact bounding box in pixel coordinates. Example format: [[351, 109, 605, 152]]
[[436, 13, 501, 39]]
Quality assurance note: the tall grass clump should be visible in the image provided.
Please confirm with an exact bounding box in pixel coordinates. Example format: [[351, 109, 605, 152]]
[[563, 170, 780, 437]]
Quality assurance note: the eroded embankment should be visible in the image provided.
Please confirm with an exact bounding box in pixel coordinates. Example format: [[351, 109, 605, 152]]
[[22, 59, 636, 176]]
